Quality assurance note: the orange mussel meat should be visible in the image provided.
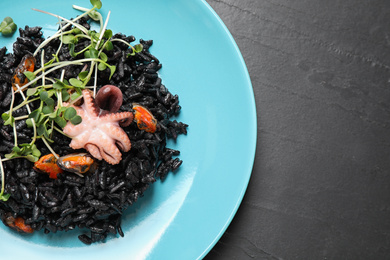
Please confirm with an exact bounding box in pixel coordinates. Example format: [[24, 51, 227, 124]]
[[57, 153, 97, 175], [4, 213, 34, 233], [33, 154, 63, 179], [133, 104, 157, 133], [12, 54, 35, 91]]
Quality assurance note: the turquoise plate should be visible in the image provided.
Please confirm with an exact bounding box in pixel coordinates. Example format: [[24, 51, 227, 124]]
[[0, 0, 256, 259]]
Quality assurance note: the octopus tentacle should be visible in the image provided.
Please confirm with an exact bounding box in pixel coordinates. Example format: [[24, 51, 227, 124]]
[[100, 111, 134, 127], [82, 90, 100, 116], [101, 144, 122, 165], [99, 124, 131, 152], [85, 144, 103, 160]]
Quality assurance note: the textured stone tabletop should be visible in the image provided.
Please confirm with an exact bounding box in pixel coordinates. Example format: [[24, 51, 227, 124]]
[[204, 0, 390, 259]]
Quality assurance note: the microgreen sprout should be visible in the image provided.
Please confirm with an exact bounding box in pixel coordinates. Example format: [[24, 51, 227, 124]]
[[0, 16, 17, 36], [0, 156, 10, 202]]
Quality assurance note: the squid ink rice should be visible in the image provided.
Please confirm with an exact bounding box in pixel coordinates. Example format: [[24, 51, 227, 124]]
[[0, 15, 187, 244]]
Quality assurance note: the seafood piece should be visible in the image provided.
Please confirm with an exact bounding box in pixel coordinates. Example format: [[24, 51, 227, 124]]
[[63, 89, 133, 165], [33, 154, 63, 179], [57, 153, 97, 175], [133, 104, 157, 133], [3, 213, 34, 233], [95, 85, 123, 112], [11, 54, 35, 91]]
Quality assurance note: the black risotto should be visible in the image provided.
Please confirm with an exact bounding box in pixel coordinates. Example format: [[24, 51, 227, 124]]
[[0, 17, 187, 244]]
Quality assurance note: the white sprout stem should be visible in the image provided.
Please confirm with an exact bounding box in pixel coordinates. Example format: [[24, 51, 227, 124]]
[[56, 17, 65, 60], [42, 137, 59, 159], [58, 70, 66, 104], [90, 11, 111, 96], [72, 5, 102, 31], [15, 61, 84, 93], [0, 155, 6, 197], [41, 49, 46, 86], [32, 7, 95, 56], [72, 5, 90, 12], [9, 87, 16, 116], [4, 97, 40, 114], [54, 126, 70, 138], [96, 10, 111, 49], [110, 38, 133, 48], [93, 64, 98, 97], [14, 115, 29, 121], [8, 88, 18, 146], [32, 8, 89, 35], [60, 69, 65, 81]]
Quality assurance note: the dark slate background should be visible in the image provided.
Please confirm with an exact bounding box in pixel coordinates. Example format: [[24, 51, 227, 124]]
[[204, 0, 390, 259]]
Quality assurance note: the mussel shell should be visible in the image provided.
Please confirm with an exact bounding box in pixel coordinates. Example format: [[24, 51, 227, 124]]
[[132, 103, 157, 133], [33, 154, 63, 179], [57, 153, 97, 175]]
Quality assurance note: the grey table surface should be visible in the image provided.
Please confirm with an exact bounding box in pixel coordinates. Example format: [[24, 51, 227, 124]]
[[204, 0, 390, 259]]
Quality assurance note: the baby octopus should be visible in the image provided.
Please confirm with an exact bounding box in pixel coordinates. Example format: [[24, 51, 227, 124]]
[[63, 86, 133, 165]]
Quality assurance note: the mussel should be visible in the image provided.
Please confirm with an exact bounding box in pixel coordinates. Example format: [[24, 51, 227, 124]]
[[132, 104, 157, 133], [12, 54, 35, 91], [57, 153, 97, 176], [3, 213, 34, 233], [33, 154, 63, 179]]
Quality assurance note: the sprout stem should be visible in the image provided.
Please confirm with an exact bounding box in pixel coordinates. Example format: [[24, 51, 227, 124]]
[[14, 115, 29, 121], [42, 137, 59, 159], [15, 61, 84, 93], [32, 7, 96, 56], [0, 155, 6, 198], [32, 8, 89, 35]]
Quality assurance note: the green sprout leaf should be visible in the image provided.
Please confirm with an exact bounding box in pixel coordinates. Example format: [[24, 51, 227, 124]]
[[90, 0, 102, 9], [72, 27, 82, 34], [70, 115, 82, 125], [105, 41, 113, 51], [134, 44, 143, 53], [85, 48, 99, 59], [64, 107, 77, 120], [103, 29, 112, 39], [1, 112, 10, 122], [5, 143, 41, 163], [27, 87, 38, 96], [0, 193, 10, 201], [70, 92, 81, 101], [69, 78, 83, 88], [26, 118, 33, 127], [3, 114, 14, 127], [78, 71, 88, 82], [37, 124, 46, 136], [62, 89, 70, 102], [0, 16, 17, 36], [98, 62, 107, 71], [40, 91, 49, 101], [88, 10, 101, 21], [53, 80, 66, 90], [29, 109, 41, 123], [61, 34, 76, 44], [12, 146, 21, 153], [24, 71, 36, 82], [108, 65, 116, 79], [99, 52, 108, 62], [69, 42, 76, 58], [42, 105, 54, 115], [44, 98, 55, 107], [55, 117, 67, 128]]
